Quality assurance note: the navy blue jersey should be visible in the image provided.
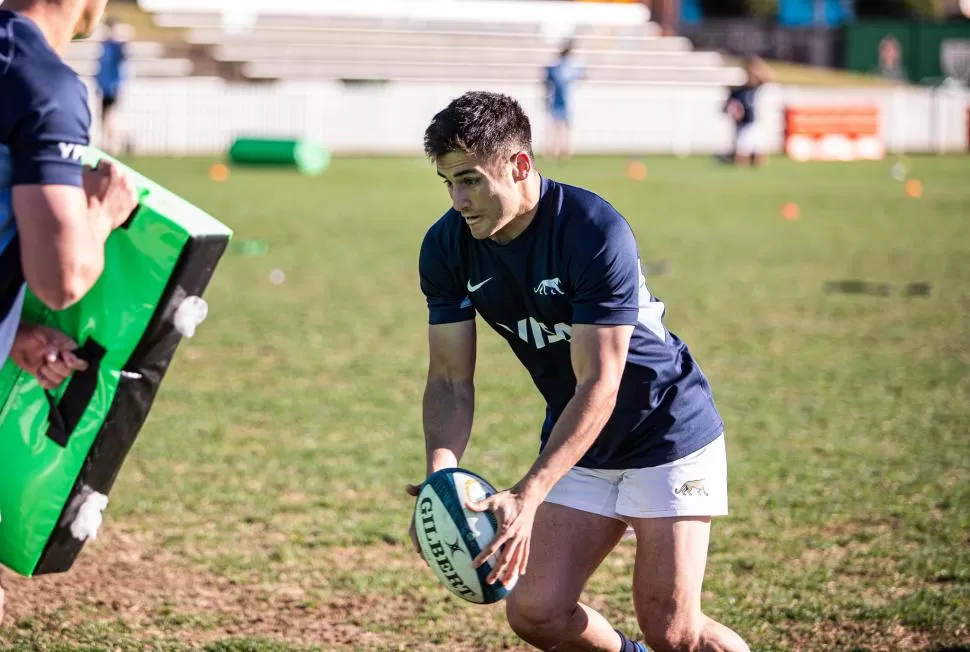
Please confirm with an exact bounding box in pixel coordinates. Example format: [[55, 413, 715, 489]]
[[0, 10, 90, 362], [419, 177, 724, 469], [726, 85, 759, 125]]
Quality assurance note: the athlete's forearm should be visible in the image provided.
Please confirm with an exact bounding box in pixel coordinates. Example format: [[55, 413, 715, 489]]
[[422, 377, 475, 476], [514, 379, 618, 502]]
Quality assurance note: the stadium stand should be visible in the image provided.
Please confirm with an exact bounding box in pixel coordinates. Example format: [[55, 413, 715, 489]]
[[67, 0, 743, 86]]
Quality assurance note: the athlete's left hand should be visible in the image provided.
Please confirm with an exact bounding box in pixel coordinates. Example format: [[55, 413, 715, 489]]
[[466, 487, 540, 586]]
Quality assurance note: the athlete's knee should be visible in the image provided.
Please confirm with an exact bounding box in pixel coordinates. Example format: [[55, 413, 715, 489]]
[[636, 596, 702, 652], [506, 592, 576, 643], [640, 623, 701, 652]]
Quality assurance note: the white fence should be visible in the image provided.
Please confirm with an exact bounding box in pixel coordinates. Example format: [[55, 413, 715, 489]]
[[100, 78, 970, 156]]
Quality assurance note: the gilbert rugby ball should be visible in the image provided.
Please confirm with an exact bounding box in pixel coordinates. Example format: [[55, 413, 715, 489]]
[[414, 468, 517, 604]]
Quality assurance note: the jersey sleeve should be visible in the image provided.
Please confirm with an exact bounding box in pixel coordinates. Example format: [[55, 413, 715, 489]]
[[568, 208, 641, 326], [419, 220, 475, 325], [9, 72, 90, 188]]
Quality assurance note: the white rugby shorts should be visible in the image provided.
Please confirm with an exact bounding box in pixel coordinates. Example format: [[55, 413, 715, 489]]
[[544, 434, 729, 521], [735, 124, 762, 156]]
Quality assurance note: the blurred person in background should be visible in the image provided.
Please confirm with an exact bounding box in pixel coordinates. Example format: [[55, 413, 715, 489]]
[[723, 55, 774, 167], [876, 35, 908, 82], [544, 39, 585, 161], [96, 17, 131, 155], [0, 0, 138, 623]]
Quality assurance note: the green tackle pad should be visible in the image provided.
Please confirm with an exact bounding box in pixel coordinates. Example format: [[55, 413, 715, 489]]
[[0, 151, 232, 576]]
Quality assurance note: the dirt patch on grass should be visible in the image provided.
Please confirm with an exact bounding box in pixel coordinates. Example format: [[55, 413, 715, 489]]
[[784, 618, 935, 651], [6, 524, 948, 651], [0, 527, 415, 648], [791, 519, 899, 566]]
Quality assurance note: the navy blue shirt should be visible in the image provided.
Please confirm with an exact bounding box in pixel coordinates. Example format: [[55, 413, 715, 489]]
[[726, 85, 759, 126], [1, 11, 90, 187], [0, 10, 90, 362], [419, 177, 724, 469]]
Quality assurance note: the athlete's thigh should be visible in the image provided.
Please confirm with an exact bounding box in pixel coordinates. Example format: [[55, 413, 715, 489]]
[[619, 436, 726, 612], [628, 515, 711, 615], [512, 502, 627, 610]]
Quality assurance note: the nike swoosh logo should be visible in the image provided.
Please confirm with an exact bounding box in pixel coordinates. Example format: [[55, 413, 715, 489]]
[[466, 278, 492, 292]]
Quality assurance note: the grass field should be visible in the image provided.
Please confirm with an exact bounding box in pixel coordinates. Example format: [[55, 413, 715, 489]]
[[1, 154, 969, 651]]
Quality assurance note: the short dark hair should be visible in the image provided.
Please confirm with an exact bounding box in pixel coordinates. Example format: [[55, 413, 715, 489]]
[[423, 91, 533, 162]]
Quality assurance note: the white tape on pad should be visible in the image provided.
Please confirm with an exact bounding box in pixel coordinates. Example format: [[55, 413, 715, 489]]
[[173, 296, 208, 338], [70, 492, 109, 541]]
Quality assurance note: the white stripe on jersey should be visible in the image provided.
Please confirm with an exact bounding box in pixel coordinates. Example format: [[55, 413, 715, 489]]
[[637, 259, 667, 342], [0, 284, 25, 364]]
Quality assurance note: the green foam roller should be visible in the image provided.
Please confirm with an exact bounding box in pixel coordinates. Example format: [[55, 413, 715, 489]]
[[228, 137, 330, 176], [0, 150, 232, 576]]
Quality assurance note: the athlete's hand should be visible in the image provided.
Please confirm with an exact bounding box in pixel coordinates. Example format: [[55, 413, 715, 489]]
[[405, 482, 428, 563], [83, 160, 138, 229], [467, 487, 540, 586], [10, 322, 88, 390]]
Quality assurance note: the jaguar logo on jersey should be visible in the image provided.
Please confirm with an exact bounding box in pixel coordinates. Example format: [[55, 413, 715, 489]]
[[674, 479, 709, 497], [497, 317, 571, 350], [534, 277, 564, 296]]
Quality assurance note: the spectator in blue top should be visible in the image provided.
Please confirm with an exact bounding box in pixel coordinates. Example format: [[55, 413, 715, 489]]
[[544, 40, 585, 161], [96, 18, 130, 154]]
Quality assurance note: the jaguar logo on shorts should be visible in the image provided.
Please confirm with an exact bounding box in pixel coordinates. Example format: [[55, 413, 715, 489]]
[[674, 479, 709, 497]]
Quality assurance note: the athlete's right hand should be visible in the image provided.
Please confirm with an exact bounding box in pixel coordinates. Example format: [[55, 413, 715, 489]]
[[405, 482, 427, 563], [11, 322, 88, 390], [83, 160, 138, 229]]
